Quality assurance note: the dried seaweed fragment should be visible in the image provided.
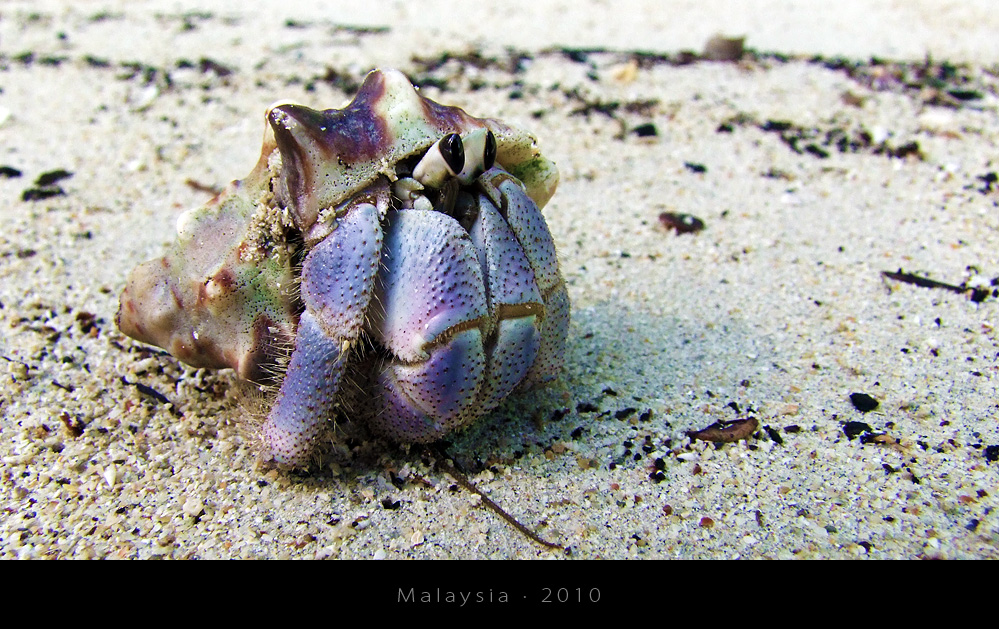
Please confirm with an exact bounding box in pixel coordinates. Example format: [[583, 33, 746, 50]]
[[687, 417, 758, 443], [882, 269, 996, 302], [658, 212, 705, 234]]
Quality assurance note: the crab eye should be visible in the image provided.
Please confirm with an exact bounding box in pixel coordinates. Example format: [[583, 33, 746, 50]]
[[439, 133, 465, 174], [413, 133, 465, 188], [456, 128, 497, 185], [483, 130, 496, 171]]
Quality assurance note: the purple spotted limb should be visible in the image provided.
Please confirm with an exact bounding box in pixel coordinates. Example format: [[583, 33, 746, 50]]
[[263, 204, 382, 465]]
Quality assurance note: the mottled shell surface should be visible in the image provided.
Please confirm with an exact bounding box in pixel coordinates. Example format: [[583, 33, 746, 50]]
[[116, 145, 297, 383], [117, 69, 559, 385]]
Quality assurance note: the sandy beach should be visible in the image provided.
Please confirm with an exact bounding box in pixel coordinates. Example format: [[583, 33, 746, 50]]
[[1, 0, 997, 560]]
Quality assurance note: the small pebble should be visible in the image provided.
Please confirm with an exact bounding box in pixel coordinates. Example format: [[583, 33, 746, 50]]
[[850, 392, 879, 412]]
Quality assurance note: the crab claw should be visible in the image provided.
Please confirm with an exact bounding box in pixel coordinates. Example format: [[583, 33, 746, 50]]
[[366, 209, 490, 441]]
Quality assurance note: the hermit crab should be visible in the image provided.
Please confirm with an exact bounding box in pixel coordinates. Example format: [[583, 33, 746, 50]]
[[117, 69, 568, 467]]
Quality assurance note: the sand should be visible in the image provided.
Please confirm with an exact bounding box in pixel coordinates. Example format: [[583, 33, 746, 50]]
[[1, 0, 997, 560]]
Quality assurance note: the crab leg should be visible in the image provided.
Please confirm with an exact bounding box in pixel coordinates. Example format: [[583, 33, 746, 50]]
[[262, 203, 383, 465], [479, 169, 569, 387], [466, 193, 543, 410]]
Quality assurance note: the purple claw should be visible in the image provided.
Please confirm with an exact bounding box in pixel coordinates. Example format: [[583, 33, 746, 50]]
[[374, 328, 486, 441], [366, 210, 488, 441]]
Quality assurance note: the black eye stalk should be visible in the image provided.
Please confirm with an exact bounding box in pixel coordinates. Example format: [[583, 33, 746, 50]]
[[414, 129, 497, 188], [457, 129, 497, 185], [413, 133, 465, 188]]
